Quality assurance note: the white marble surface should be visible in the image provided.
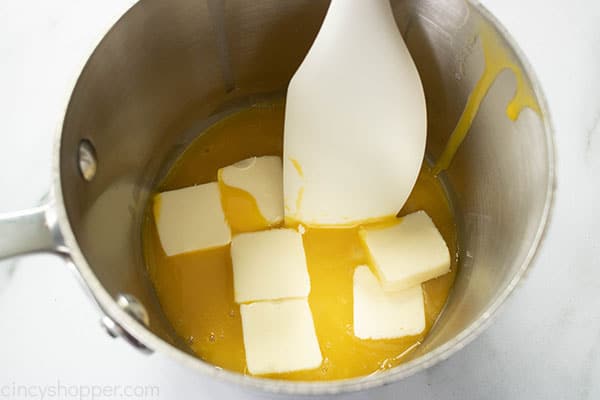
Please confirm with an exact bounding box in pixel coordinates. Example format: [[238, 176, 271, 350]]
[[1, 0, 599, 399]]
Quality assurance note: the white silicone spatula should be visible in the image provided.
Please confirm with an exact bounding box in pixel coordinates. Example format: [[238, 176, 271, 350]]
[[283, 0, 427, 227]]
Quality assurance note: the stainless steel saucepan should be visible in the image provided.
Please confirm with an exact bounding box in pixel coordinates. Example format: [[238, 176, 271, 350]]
[[0, 0, 554, 395]]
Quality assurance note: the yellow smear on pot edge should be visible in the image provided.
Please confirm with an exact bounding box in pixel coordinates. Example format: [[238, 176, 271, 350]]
[[433, 23, 541, 175], [142, 102, 458, 380]]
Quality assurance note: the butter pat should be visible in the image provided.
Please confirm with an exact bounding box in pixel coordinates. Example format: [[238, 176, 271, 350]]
[[240, 299, 322, 375], [231, 229, 310, 303], [219, 156, 283, 224], [153, 182, 231, 256], [359, 211, 450, 291], [353, 265, 425, 340]]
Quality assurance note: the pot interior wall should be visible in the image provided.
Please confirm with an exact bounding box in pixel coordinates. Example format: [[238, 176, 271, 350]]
[[60, 0, 551, 365]]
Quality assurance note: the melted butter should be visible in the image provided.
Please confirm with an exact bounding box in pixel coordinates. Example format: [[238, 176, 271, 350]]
[[218, 174, 273, 234], [295, 187, 305, 214], [284, 213, 399, 231], [143, 102, 458, 380], [290, 158, 304, 178], [288, 158, 306, 221], [433, 23, 541, 175], [152, 195, 162, 221]]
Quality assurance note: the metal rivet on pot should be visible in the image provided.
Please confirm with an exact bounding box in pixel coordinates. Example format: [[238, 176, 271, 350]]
[[78, 139, 97, 181], [116, 293, 150, 327], [99, 314, 153, 354], [100, 315, 120, 338]]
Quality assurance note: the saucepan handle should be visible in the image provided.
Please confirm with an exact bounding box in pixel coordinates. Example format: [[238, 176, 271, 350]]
[[0, 198, 153, 352], [0, 198, 66, 261]]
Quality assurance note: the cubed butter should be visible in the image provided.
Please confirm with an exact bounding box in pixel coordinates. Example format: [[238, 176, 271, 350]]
[[231, 228, 310, 303], [353, 265, 425, 340], [240, 299, 322, 375], [153, 182, 231, 256], [219, 156, 284, 224], [359, 210, 450, 291]]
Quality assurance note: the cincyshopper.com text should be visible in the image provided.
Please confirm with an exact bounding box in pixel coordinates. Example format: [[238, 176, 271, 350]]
[[0, 380, 160, 399]]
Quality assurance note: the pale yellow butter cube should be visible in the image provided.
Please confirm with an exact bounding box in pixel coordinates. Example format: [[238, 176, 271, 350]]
[[359, 210, 450, 291], [240, 299, 322, 375], [153, 182, 231, 256], [353, 265, 425, 340], [219, 156, 284, 224], [231, 228, 310, 303]]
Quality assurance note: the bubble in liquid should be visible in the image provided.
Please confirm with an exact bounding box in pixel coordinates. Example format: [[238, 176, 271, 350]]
[[344, 323, 354, 335], [379, 358, 393, 370], [320, 357, 330, 374], [208, 332, 216, 343]]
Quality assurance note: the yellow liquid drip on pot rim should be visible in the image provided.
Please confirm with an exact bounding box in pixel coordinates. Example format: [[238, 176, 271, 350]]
[[433, 23, 541, 175]]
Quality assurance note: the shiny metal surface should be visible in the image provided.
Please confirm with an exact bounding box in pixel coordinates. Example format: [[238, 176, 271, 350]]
[[101, 293, 153, 353], [100, 314, 153, 354], [0, 202, 65, 260], [0, 0, 554, 395], [78, 139, 98, 182], [116, 293, 150, 327]]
